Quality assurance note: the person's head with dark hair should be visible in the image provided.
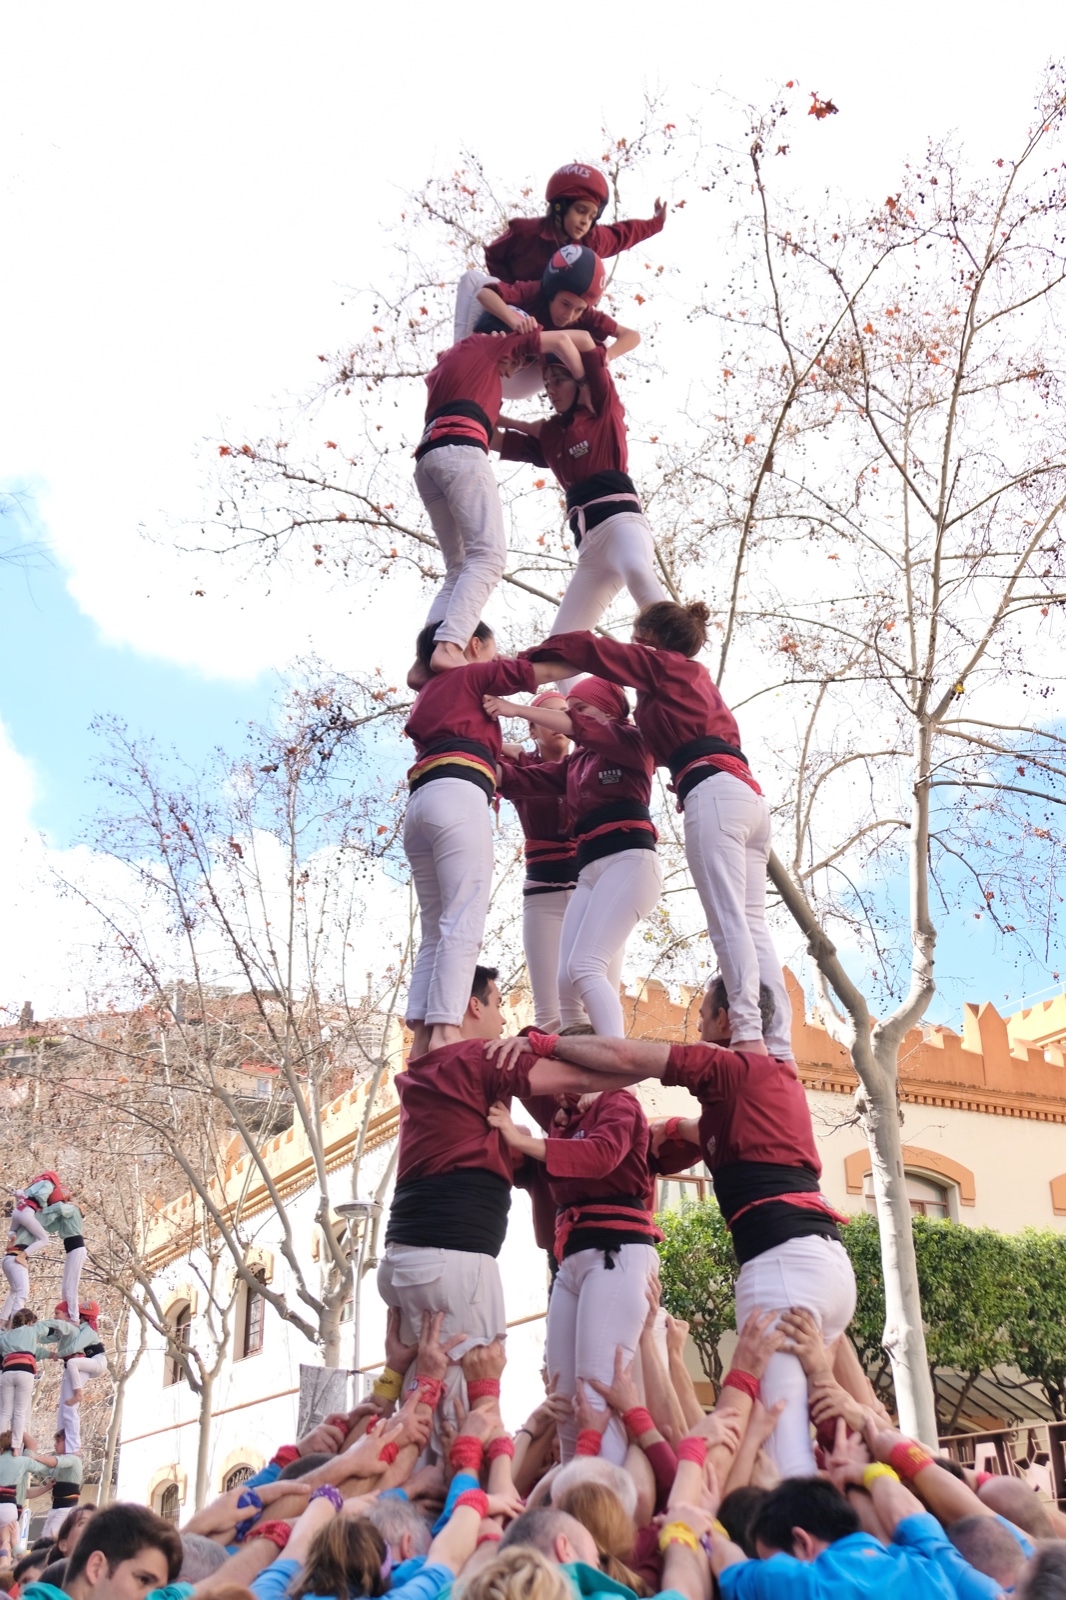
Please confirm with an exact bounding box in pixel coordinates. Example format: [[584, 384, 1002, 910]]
[[38, 1560, 69, 1589], [54, 1505, 95, 1557], [0, 1434, 12, 1457], [633, 600, 711, 659], [932, 1455, 968, 1482], [501, 1508, 599, 1568], [977, 1476, 1056, 1539], [414, 620, 495, 674], [751, 1479, 860, 1561], [277, 1451, 332, 1481], [1015, 1541, 1066, 1599], [717, 1486, 771, 1559], [461, 966, 504, 1042], [290, 1516, 388, 1600], [947, 1515, 1028, 1590], [64, 1504, 181, 1600], [10, 1310, 36, 1329], [701, 974, 777, 1045], [12, 1551, 46, 1588]]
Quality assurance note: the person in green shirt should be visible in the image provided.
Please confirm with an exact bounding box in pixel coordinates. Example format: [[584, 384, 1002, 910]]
[[35, 1203, 87, 1321], [0, 1431, 54, 1559]]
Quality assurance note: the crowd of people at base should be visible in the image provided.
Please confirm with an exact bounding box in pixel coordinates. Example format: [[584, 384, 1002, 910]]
[[1, 1307, 1063, 1600]]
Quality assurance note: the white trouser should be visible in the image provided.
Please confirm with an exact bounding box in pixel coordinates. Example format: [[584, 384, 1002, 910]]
[[734, 1235, 857, 1477], [415, 446, 506, 648], [453, 271, 543, 400], [683, 774, 792, 1056], [523, 889, 585, 1032], [378, 1244, 506, 1456], [1, 1258, 29, 1321], [62, 1352, 107, 1399], [549, 511, 668, 657], [58, 1396, 81, 1453], [42, 1504, 77, 1538], [558, 849, 662, 1035], [62, 1246, 86, 1315], [404, 778, 494, 1026], [0, 1371, 34, 1447], [546, 1244, 659, 1465], [12, 1207, 49, 1254], [0, 1504, 17, 1541]]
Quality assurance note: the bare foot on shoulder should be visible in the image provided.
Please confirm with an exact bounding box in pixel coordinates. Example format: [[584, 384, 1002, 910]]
[[430, 641, 466, 672]]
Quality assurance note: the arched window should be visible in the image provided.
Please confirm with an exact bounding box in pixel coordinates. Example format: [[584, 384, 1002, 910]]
[[224, 1464, 254, 1491], [864, 1171, 951, 1219], [165, 1302, 192, 1386], [241, 1268, 266, 1359], [155, 1482, 180, 1521]]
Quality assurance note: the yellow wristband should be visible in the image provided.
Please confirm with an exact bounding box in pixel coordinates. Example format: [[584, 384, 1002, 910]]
[[862, 1462, 900, 1490], [710, 1520, 729, 1541], [658, 1522, 700, 1554], [373, 1366, 404, 1401]]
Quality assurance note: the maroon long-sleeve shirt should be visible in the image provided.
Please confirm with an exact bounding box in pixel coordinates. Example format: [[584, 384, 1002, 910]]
[[497, 748, 576, 892], [522, 632, 759, 799], [657, 1043, 842, 1265], [485, 213, 665, 284], [520, 1088, 655, 1210], [405, 658, 536, 778], [497, 708, 655, 868], [417, 329, 542, 459], [500, 347, 628, 488]]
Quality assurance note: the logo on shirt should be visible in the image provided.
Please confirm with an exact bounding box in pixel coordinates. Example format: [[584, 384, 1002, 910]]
[[568, 440, 590, 458], [573, 1129, 586, 1139], [599, 768, 623, 785]]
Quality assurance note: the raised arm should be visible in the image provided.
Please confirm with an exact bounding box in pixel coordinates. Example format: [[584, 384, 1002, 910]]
[[475, 283, 539, 334], [605, 325, 640, 362], [489, 1032, 670, 1088], [538, 329, 585, 378]]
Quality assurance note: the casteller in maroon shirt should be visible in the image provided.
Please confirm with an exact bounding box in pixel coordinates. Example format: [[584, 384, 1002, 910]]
[[500, 346, 628, 490], [498, 748, 576, 895], [522, 630, 761, 804], [487, 281, 618, 345], [518, 1087, 661, 1260], [405, 657, 536, 800], [386, 1040, 540, 1259], [485, 213, 665, 285], [416, 328, 542, 461], [654, 1041, 842, 1265]]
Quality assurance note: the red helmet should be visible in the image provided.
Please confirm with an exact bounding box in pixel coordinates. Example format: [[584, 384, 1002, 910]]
[[54, 1301, 71, 1320], [545, 163, 609, 220], [542, 245, 607, 308], [79, 1301, 100, 1329], [31, 1171, 70, 1203]]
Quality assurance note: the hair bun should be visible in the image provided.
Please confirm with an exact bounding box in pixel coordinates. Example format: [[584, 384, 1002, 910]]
[[685, 601, 711, 625]]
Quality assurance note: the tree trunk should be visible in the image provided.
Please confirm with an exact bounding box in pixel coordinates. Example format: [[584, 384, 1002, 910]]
[[860, 1062, 939, 1446], [319, 1298, 344, 1369], [98, 1370, 127, 1505], [194, 1374, 215, 1510]]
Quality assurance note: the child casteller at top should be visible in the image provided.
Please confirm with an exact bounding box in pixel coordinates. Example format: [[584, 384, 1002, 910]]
[[485, 162, 667, 284]]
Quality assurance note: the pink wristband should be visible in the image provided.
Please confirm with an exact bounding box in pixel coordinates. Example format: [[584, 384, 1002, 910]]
[[576, 1429, 603, 1457], [721, 1368, 759, 1401], [975, 1471, 995, 1488], [622, 1406, 655, 1437], [477, 1530, 503, 1546], [677, 1437, 708, 1465], [455, 1489, 490, 1518], [377, 1441, 399, 1465], [889, 1440, 935, 1481], [467, 1379, 501, 1401], [487, 1436, 515, 1460], [528, 1031, 559, 1058], [271, 1444, 300, 1469]]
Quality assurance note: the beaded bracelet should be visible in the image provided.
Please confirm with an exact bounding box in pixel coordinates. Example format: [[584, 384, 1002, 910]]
[[245, 1521, 292, 1550], [310, 1484, 345, 1511]]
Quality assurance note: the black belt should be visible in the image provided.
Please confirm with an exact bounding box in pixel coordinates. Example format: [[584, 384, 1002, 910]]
[[565, 471, 640, 545], [408, 737, 497, 802], [573, 800, 656, 871], [415, 400, 492, 461], [668, 735, 749, 804]]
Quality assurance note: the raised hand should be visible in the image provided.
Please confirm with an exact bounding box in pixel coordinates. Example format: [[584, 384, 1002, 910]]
[[384, 1306, 418, 1377], [731, 1308, 785, 1381], [587, 1345, 641, 1417], [778, 1307, 832, 1378], [417, 1310, 468, 1383]]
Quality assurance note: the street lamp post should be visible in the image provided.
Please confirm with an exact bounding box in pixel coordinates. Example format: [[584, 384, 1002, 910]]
[[334, 1199, 381, 1403]]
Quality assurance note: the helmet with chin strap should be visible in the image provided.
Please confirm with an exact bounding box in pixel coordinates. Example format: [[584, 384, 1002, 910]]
[[545, 163, 610, 222], [79, 1300, 100, 1329], [542, 245, 607, 308]]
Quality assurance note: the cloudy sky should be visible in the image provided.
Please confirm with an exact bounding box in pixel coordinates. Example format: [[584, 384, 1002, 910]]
[[2, 1, 1062, 1020]]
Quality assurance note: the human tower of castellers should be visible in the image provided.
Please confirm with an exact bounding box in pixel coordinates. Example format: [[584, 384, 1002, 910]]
[[0, 164, 1056, 1600], [0, 1173, 95, 1548]]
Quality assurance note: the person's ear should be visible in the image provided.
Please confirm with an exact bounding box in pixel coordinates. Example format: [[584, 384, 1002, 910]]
[[790, 1527, 816, 1563], [84, 1549, 111, 1586], [399, 1532, 414, 1561], [555, 1536, 573, 1564]]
